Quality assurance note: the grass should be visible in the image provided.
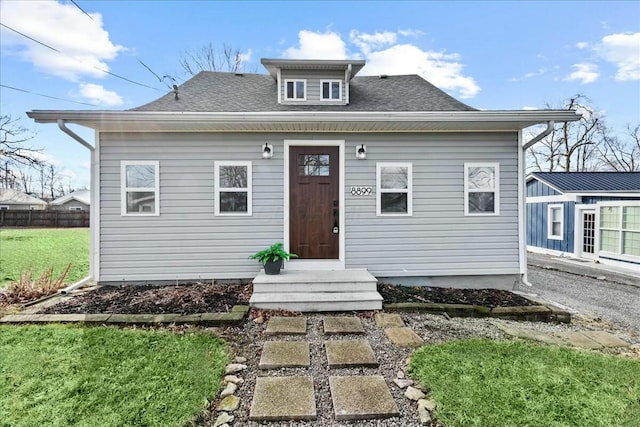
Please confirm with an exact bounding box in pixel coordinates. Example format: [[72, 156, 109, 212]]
[[410, 339, 640, 427], [0, 228, 89, 286], [0, 324, 230, 427]]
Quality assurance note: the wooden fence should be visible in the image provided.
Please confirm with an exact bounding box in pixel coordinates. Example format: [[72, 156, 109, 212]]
[[0, 210, 89, 228]]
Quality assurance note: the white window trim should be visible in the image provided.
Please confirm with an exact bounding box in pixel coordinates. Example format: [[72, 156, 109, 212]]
[[320, 80, 342, 101], [214, 160, 252, 216], [68, 206, 84, 211], [464, 162, 500, 216], [547, 204, 564, 240], [596, 201, 640, 262], [376, 162, 413, 217], [284, 79, 307, 101], [120, 160, 160, 216], [0, 205, 9, 210]]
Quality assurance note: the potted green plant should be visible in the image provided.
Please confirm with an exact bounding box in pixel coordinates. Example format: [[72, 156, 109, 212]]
[[249, 243, 298, 275]]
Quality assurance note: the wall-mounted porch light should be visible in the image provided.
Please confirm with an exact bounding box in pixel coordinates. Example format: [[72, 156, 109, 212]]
[[262, 143, 273, 159], [356, 144, 367, 160]]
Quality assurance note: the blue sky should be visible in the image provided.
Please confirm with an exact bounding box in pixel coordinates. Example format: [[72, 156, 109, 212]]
[[1, 0, 639, 189]]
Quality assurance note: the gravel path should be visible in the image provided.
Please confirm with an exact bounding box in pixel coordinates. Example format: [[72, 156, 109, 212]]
[[527, 265, 640, 335], [197, 310, 639, 426]]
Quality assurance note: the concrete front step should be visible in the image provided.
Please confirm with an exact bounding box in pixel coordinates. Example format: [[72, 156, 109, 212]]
[[250, 269, 382, 312]]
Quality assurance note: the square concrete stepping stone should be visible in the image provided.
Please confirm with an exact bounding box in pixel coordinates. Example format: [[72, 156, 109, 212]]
[[375, 313, 405, 328], [249, 376, 316, 421], [555, 332, 603, 349], [580, 331, 630, 348], [323, 316, 364, 335], [325, 339, 378, 368], [259, 341, 310, 369], [384, 327, 424, 347], [265, 316, 307, 335], [329, 375, 399, 420]]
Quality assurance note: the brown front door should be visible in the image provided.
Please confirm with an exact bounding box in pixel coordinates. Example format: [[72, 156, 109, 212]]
[[289, 146, 339, 259]]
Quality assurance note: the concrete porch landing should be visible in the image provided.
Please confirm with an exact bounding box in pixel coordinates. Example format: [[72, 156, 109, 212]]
[[249, 269, 382, 312]]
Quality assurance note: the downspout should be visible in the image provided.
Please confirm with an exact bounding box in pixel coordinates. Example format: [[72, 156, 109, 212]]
[[57, 119, 95, 293], [519, 120, 555, 287]]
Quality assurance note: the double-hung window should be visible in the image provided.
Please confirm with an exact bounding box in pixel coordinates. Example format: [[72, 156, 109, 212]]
[[464, 163, 499, 215], [547, 205, 564, 240], [321, 80, 341, 101], [285, 79, 306, 101], [121, 161, 159, 216], [377, 163, 412, 216], [599, 204, 640, 258], [215, 161, 252, 215]]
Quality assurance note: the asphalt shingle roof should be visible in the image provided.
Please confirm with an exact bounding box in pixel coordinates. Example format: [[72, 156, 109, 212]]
[[532, 172, 640, 192], [132, 72, 476, 112], [0, 188, 47, 205]]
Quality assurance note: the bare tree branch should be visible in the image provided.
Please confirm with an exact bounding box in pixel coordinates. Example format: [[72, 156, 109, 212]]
[[179, 43, 245, 76]]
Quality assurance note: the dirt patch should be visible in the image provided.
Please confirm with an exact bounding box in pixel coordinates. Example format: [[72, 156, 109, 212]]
[[39, 282, 535, 315], [378, 283, 536, 308], [41, 283, 252, 315]]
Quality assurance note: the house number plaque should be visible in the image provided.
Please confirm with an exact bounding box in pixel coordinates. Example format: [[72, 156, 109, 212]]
[[350, 186, 372, 196]]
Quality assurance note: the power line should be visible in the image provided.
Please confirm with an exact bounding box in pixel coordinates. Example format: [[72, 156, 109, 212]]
[[0, 22, 161, 91], [69, 0, 95, 21], [0, 84, 101, 107]]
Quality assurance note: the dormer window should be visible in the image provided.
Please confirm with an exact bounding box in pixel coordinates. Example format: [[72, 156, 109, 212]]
[[321, 80, 341, 101], [285, 79, 306, 101]]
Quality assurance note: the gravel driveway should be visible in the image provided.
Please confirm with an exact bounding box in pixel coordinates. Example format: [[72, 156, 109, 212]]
[[527, 265, 640, 335]]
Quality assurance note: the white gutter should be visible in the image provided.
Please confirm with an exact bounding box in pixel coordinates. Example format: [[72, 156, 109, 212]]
[[522, 120, 554, 150], [57, 120, 96, 293]]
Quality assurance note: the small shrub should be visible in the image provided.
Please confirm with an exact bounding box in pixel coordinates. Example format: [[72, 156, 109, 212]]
[[0, 264, 70, 306]]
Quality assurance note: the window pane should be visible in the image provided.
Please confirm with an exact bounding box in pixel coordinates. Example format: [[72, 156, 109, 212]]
[[381, 193, 408, 213], [468, 192, 495, 213], [298, 154, 329, 176], [600, 206, 620, 228], [219, 165, 247, 188], [331, 82, 340, 99], [381, 167, 408, 189], [295, 81, 304, 98], [219, 192, 247, 213], [551, 207, 562, 222], [600, 229, 620, 252], [468, 167, 495, 190], [322, 82, 329, 99], [126, 165, 155, 188], [622, 231, 640, 256], [623, 206, 640, 231], [552, 222, 561, 236], [127, 191, 155, 213], [286, 81, 294, 98]]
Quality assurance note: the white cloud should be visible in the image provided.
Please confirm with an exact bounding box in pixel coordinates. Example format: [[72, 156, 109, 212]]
[[596, 32, 640, 81], [363, 44, 480, 98], [349, 30, 397, 54], [239, 49, 253, 63], [0, 0, 124, 81], [76, 83, 123, 106], [283, 30, 347, 59], [284, 29, 480, 99], [398, 29, 425, 37], [509, 68, 547, 82], [565, 63, 600, 84], [576, 42, 589, 49]]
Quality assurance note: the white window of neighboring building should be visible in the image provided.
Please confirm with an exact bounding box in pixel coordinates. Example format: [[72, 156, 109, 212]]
[[321, 80, 341, 101], [121, 161, 159, 216], [284, 79, 306, 101], [464, 163, 500, 216], [215, 161, 252, 216], [547, 204, 564, 240], [600, 204, 640, 258], [0, 205, 9, 210], [377, 162, 412, 216], [69, 207, 84, 211]]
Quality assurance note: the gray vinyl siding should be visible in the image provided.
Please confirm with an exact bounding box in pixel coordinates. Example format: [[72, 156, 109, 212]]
[[281, 70, 345, 105], [98, 131, 520, 282]]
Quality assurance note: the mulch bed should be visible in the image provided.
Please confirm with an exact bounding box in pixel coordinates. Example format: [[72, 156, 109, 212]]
[[378, 283, 536, 308], [39, 282, 536, 315]]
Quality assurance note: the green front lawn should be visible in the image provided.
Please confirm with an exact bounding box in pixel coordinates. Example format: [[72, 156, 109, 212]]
[[0, 325, 229, 427], [0, 228, 89, 286], [410, 339, 640, 427]]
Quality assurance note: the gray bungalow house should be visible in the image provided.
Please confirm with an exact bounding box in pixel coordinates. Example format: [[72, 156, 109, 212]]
[[0, 188, 47, 210], [28, 58, 580, 310], [51, 189, 91, 211], [526, 172, 640, 271]]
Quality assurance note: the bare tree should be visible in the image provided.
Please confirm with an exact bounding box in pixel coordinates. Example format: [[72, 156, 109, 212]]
[[597, 123, 640, 171], [18, 170, 33, 194], [179, 43, 244, 75], [0, 115, 42, 168], [527, 95, 604, 172], [44, 164, 63, 200]]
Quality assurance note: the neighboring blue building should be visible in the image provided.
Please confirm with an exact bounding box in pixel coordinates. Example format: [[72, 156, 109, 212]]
[[526, 172, 640, 270]]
